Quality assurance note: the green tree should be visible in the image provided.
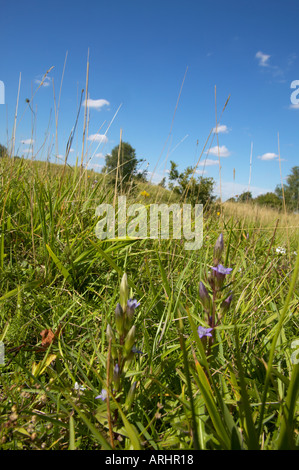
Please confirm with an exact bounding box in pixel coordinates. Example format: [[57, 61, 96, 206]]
[[254, 192, 282, 209], [0, 144, 8, 158], [102, 142, 147, 186], [158, 177, 166, 188], [237, 191, 252, 203], [168, 160, 215, 206], [275, 166, 299, 211]]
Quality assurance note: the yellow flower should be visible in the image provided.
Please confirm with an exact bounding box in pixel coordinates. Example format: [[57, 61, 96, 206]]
[[140, 190, 150, 198]]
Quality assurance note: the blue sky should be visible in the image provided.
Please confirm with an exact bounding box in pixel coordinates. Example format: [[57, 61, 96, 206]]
[[0, 0, 298, 200]]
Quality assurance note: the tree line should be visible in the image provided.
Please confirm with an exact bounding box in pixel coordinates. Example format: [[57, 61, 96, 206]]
[[1, 141, 298, 211]]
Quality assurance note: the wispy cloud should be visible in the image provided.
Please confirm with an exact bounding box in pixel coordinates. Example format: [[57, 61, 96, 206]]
[[34, 76, 51, 87], [198, 158, 219, 166], [212, 124, 230, 134], [95, 152, 105, 158], [88, 134, 108, 144], [21, 138, 34, 145], [287, 52, 297, 67], [289, 103, 299, 110], [255, 51, 271, 67], [207, 145, 231, 157], [255, 51, 285, 81], [83, 98, 110, 110]]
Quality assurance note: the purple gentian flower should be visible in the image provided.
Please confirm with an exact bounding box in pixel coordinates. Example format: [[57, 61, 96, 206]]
[[197, 326, 213, 339], [126, 298, 140, 323], [211, 264, 232, 290], [95, 389, 107, 401], [127, 299, 140, 310], [211, 264, 233, 276]]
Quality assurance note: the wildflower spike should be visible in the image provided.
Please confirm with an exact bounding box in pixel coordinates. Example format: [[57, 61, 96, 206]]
[[199, 281, 211, 312], [123, 325, 136, 358], [221, 294, 233, 313], [115, 303, 125, 336], [125, 381, 137, 410], [120, 273, 129, 311], [213, 233, 224, 265]]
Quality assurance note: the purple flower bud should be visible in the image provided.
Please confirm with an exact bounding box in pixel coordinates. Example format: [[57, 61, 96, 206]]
[[221, 294, 233, 312], [115, 303, 125, 335], [199, 281, 211, 312], [213, 233, 224, 264]]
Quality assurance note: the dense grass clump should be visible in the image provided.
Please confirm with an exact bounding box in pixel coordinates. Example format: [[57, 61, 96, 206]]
[[0, 156, 298, 450]]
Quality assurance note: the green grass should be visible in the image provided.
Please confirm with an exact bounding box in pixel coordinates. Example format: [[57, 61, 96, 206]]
[[0, 156, 298, 450]]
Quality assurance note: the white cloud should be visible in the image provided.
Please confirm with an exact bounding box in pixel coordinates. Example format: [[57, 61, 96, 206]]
[[83, 99, 110, 109], [88, 134, 108, 144], [257, 152, 278, 161], [212, 124, 230, 134], [207, 145, 230, 157], [255, 51, 271, 67], [289, 103, 299, 110], [21, 138, 34, 145], [95, 152, 105, 158], [87, 163, 103, 170], [198, 159, 219, 166]]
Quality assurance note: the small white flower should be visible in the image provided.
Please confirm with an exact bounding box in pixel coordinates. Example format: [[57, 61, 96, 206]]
[[74, 382, 86, 391], [276, 247, 286, 255]]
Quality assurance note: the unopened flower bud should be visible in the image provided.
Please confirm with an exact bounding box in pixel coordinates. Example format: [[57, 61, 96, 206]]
[[123, 325, 136, 358], [125, 381, 137, 410], [221, 294, 233, 313], [106, 324, 117, 359], [213, 233, 224, 265], [106, 324, 114, 341], [199, 281, 211, 312], [115, 303, 125, 336], [120, 273, 129, 311], [113, 363, 121, 390]]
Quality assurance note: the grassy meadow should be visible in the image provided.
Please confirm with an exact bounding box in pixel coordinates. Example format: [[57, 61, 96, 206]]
[[0, 154, 298, 451]]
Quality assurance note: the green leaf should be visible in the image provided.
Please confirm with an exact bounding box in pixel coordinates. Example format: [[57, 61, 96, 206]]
[[46, 244, 72, 283]]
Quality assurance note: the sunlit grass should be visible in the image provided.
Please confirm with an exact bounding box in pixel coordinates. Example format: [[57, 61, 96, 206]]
[[0, 154, 298, 450]]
